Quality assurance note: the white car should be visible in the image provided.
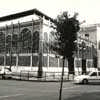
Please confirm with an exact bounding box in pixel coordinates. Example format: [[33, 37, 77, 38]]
[[0, 68, 12, 79], [74, 71, 100, 84]]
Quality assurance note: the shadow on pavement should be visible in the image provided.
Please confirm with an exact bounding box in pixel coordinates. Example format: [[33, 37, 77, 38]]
[[84, 82, 100, 85], [88, 82, 100, 85], [75, 82, 100, 85], [64, 92, 100, 100]]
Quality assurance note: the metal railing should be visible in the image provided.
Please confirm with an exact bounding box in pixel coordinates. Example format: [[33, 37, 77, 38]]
[[0, 71, 87, 81]]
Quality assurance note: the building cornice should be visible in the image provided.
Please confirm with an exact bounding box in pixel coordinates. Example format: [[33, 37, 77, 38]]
[[0, 9, 55, 23]]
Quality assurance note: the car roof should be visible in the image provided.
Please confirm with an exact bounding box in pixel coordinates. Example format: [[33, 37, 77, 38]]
[[92, 71, 100, 72]]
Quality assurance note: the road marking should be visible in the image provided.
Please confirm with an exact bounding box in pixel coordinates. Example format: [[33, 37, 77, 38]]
[[63, 86, 80, 90], [0, 94, 24, 98]]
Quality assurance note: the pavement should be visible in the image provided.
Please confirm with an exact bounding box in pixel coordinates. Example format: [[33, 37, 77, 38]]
[[67, 92, 100, 100], [0, 80, 100, 100]]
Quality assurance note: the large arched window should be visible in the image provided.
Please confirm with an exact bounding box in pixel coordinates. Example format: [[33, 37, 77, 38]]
[[6, 34, 11, 53], [0, 31, 5, 53], [12, 34, 18, 53], [20, 28, 32, 53], [32, 31, 39, 53]]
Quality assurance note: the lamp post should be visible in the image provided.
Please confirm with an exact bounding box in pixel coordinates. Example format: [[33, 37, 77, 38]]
[[38, 18, 43, 78], [81, 41, 86, 74], [77, 33, 80, 75], [85, 33, 90, 71]]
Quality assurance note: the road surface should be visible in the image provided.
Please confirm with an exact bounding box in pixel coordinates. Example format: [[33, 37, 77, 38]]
[[0, 80, 100, 100]]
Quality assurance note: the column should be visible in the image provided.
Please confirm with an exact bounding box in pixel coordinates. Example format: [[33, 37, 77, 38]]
[[16, 55, 18, 67], [58, 58, 60, 67], [30, 55, 32, 67], [47, 19, 50, 68]]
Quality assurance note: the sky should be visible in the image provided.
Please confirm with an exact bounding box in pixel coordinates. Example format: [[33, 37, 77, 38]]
[[0, 0, 100, 25]]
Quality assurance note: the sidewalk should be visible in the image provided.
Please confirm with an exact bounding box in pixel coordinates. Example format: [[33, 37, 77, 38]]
[[11, 74, 74, 82]]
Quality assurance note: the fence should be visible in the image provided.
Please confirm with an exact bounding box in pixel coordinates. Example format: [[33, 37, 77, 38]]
[[0, 70, 87, 81]]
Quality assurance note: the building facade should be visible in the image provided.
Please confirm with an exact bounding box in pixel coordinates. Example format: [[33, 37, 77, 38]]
[[0, 9, 66, 73], [0, 9, 98, 74], [74, 25, 97, 73]]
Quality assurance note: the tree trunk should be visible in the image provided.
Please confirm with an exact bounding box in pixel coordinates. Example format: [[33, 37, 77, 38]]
[[59, 56, 65, 100], [68, 57, 74, 75]]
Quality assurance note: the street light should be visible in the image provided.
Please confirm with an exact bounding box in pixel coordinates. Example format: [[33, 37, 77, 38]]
[[85, 33, 90, 71], [81, 41, 86, 74]]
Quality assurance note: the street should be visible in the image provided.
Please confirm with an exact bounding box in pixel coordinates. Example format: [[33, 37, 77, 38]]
[[0, 80, 100, 100]]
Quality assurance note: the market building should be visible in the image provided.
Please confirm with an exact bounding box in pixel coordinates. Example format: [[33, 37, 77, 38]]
[[0, 9, 98, 75], [0, 9, 65, 73]]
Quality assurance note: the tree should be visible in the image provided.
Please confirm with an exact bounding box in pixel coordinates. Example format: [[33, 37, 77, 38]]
[[53, 12, 80, 74], [52, 12, 80, 100]]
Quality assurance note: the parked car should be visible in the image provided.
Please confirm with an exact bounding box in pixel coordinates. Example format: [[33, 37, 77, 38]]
[[74, 71, 100, 84], [0, 68, 12, 79]]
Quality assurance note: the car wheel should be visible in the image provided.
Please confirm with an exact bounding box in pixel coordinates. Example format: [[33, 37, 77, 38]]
[[82, 79, 88, 84]]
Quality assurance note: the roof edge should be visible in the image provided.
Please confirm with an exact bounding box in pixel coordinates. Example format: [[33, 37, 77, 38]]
[[0, 9, 55, 23]]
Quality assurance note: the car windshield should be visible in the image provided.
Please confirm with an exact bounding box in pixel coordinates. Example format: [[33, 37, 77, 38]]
[[90, 72, 97, 76]]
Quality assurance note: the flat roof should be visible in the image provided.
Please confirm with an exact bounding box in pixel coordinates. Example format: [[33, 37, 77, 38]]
[[0, 9, 54, 23]]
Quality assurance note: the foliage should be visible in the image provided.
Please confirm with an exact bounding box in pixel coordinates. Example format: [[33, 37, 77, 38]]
[[53, 12, 80, 58]]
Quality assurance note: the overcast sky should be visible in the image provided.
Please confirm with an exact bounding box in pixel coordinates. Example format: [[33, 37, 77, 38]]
[[0, 0, 100, 25]]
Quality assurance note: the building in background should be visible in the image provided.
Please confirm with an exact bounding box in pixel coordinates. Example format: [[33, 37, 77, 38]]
[[74, 24, 97, 74]]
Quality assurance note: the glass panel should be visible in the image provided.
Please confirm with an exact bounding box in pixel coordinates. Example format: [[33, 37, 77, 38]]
[[90, 72, 97, 76], [43, 56, 47, 67], [0, 56, 4, 65], [49, 57, 58, 67], [18, 56, 30, 66], [32, 31, 39, 53], [20, 28, 32, 53], [6, 56, 16, 66], [32, 56, 38, 66], [98, 72, 100, 76], [0, 32, 5, 53]]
